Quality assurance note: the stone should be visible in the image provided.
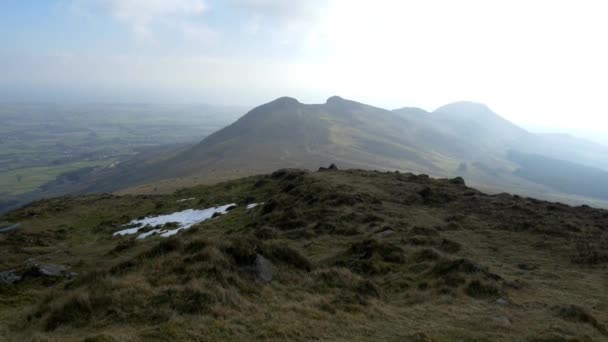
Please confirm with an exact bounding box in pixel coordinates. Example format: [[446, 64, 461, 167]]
[[253, 254, 273, 282], [376, 229, 394, 238], [318, 163, 339, 172], [517, 263, 538, 271], [496, 298, 509, 305], [0, 270, 21, 285], [449, 177, 466, 185], [23, 263, 72, 278], [241, 254, 273, 283], [38, 264, 69, 277]]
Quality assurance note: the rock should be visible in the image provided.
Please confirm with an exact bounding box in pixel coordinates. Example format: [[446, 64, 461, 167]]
[[449, 177, 466, 185], [376, 229, 394, 238], [249, 254, 273, 282], [39, 264, 69, 277], [517, 263, 538, 271], [318, 163, 339, 172], [496, 298, 509, 305], [0, 270, 21, 285], [23, 263, 73, 278]]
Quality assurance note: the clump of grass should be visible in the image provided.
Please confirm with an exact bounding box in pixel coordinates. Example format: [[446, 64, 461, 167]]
[[254, 226, 278, 240], [224, 237, 259, 266], [413, 248, 440, 262], [262, 243, 313, 271], [140, 237, 184, 259], [334, 238, 405, 275], [438, 238, 461, 254], [571, 238, 608, 265], [83, 334, 117, 342], [313, 267, 381, 312], [110, 238, 137, 254], [465, 280, 500, 299], [555, 305, 607, 335]]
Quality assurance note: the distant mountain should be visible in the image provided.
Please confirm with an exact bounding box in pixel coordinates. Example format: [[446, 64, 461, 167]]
[[13, 96, 608, 209]]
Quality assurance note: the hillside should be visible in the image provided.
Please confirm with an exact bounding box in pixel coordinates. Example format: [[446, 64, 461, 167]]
[[1, 168, 607, 341], [15, 96, 608, 210], [124, 97, 608, 206]]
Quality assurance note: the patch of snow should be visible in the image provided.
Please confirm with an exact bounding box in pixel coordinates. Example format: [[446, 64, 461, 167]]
[[176, 198, 196, 203], [0, 223, 20, 233], [246, 203, 263, 210], [113, 227, 141, 236], [112, 203, 236, 239], [137, 229, 163, 239]]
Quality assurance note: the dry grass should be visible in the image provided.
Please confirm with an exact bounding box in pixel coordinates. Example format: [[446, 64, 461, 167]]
[[1, 169, 607, 341]]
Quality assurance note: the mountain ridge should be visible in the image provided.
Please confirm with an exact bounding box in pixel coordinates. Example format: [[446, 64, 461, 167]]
[[5, 96, 608, 212]]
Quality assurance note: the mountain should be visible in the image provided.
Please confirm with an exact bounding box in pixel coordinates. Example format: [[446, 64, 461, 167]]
[[10, 96, 608, 210], [143, 96, 608, 206], [1, 168, 607, 340]]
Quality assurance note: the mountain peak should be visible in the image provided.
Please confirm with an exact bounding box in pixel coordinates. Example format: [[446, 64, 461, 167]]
[[326, 95, 346, 104], [269, 96, 300, 106], [434, 101, 492, 115]]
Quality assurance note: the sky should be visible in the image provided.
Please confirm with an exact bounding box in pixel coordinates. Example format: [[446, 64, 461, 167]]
[[1, 0, 607, 141]]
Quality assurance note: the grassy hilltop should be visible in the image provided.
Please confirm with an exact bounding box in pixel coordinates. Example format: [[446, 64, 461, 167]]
[[1, 167, 607, 341]]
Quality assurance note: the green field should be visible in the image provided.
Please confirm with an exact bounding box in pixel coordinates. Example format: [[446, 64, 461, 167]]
[[0, 160, 113, 196], [0, 103, 243, 211]]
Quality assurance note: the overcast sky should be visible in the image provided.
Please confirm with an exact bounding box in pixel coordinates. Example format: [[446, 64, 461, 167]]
[[1, 0, 607, 141]]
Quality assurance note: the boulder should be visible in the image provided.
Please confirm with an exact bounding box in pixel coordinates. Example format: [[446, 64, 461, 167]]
[[23, 263, 75, 278], [449, 177, 466, 185], [243, 254, 273, 283], [0, 270, 21, 285], [318, 163, 339, 172]]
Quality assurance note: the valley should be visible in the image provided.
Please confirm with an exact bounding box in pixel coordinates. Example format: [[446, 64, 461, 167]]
[[0, 103, 243, 213]]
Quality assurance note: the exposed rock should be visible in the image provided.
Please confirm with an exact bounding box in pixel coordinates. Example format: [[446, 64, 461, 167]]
[[249, 254, 273, 283], [0, 270, 21, 285], [318, 163, 339, 172], [496, 298, 509, 305], [449, 177, 466, 185], [517, 263, 538, 271], [376, 228, 394, 238], [555, 304, 607, 335], [23, 263, 74, 278]]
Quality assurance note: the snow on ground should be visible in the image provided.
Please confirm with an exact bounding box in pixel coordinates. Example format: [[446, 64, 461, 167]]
[[113, 204, 236, 239], [246, 203, 263, 210], [0, 223, 20, 233], [176, 198, 196, 203]]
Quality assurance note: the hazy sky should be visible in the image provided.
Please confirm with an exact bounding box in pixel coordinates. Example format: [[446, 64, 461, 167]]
[[1, 0, 607, 140]]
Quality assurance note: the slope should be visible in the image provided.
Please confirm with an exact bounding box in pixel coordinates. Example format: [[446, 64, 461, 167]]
[[1, 168, 607, 341]]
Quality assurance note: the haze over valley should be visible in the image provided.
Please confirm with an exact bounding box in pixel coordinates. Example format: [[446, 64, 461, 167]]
[[2, 1, 608, 341]]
